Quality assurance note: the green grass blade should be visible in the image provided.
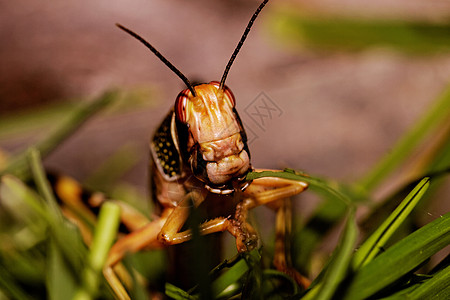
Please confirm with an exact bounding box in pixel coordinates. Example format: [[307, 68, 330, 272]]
[[302, 210, 357, 300], [28, 148, 63, 220], [73, 202, 121, 300], [165, 283, 197, 300], [343, 212, 450, 300], [407, 263, 450, 299], [0, 264, 35, 300], [46, 239, 78, 300], [0, 174, 87, 279], [0, 102, 78, 140], [87, 202, 121, 273], [352, 177, 430, 270], [0, 175, 51, 224], [269, 9, 450, 54], [83, 143, 140, 191], [2, 90, 118, 180], [380, 263, 450, 300], [211, 250, 260, 298], [359, 86, 450, 191]]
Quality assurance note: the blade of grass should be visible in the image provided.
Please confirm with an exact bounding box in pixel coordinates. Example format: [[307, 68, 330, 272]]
[[382, 263, 450, 300], [165, 283, 197, 300], [83, 143, 140, 191], [47, 239, 78, 300], [241, 249, 264, 299], [269, 9, 450, 53], [1, 172, 116, 299], [187, 253, 242, 296], [0, 175, 87, 276], [406, 263, 450, 299], [0, 102, 78, 140], [211, 250, 261, 298], [0, 265, 35, 300], [415, 112, 450, 175], [0, 175, 51, 223], [358, 96, 450, 235], [302, 209, 357, 300], [343, 212, 450, 300], [1, 250, 45, 282], [28, 148, 62, 221], [28, 150, 89, 272], [352, 177, 430, 270], [73, 202, 121, 300], [358, 86, 450, 192], [2, 90, 118, 180]]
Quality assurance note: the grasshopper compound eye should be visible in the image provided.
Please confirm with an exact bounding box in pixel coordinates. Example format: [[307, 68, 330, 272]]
[[175, 89, 190, 123]]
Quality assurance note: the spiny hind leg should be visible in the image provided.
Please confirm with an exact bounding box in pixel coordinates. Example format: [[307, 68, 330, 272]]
[[244, 169, 310, 288], [273, 197, 310, 289]]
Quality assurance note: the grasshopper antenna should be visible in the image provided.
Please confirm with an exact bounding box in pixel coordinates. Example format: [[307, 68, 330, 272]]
[[116, 23, 197, 97], [219, 0, 269, 90]]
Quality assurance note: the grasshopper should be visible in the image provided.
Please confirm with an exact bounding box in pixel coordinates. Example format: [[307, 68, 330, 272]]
[[55, 0, 309, 298]]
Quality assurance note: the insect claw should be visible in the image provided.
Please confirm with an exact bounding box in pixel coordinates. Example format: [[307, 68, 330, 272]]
[[157, 232, 172, 245], [245, 234, 259, 251], [235, 232, 258, 253]]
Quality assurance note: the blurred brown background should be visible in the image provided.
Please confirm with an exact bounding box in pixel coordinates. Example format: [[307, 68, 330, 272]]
[[1, 0, 449, 216]]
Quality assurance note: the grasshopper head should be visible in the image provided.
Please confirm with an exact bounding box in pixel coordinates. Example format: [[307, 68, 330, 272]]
[[116, 1, 270, 194], [175, 81, 251, 194]]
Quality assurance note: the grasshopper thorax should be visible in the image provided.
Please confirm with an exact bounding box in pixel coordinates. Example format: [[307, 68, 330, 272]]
[[175, 82, 251, 194]]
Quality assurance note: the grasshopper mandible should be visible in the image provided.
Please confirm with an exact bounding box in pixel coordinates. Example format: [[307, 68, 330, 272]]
[[57, 1, 309, 298]]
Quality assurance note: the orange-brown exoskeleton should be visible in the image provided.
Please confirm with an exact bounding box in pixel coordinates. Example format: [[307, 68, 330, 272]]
[[96, 0, 309, 298]]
